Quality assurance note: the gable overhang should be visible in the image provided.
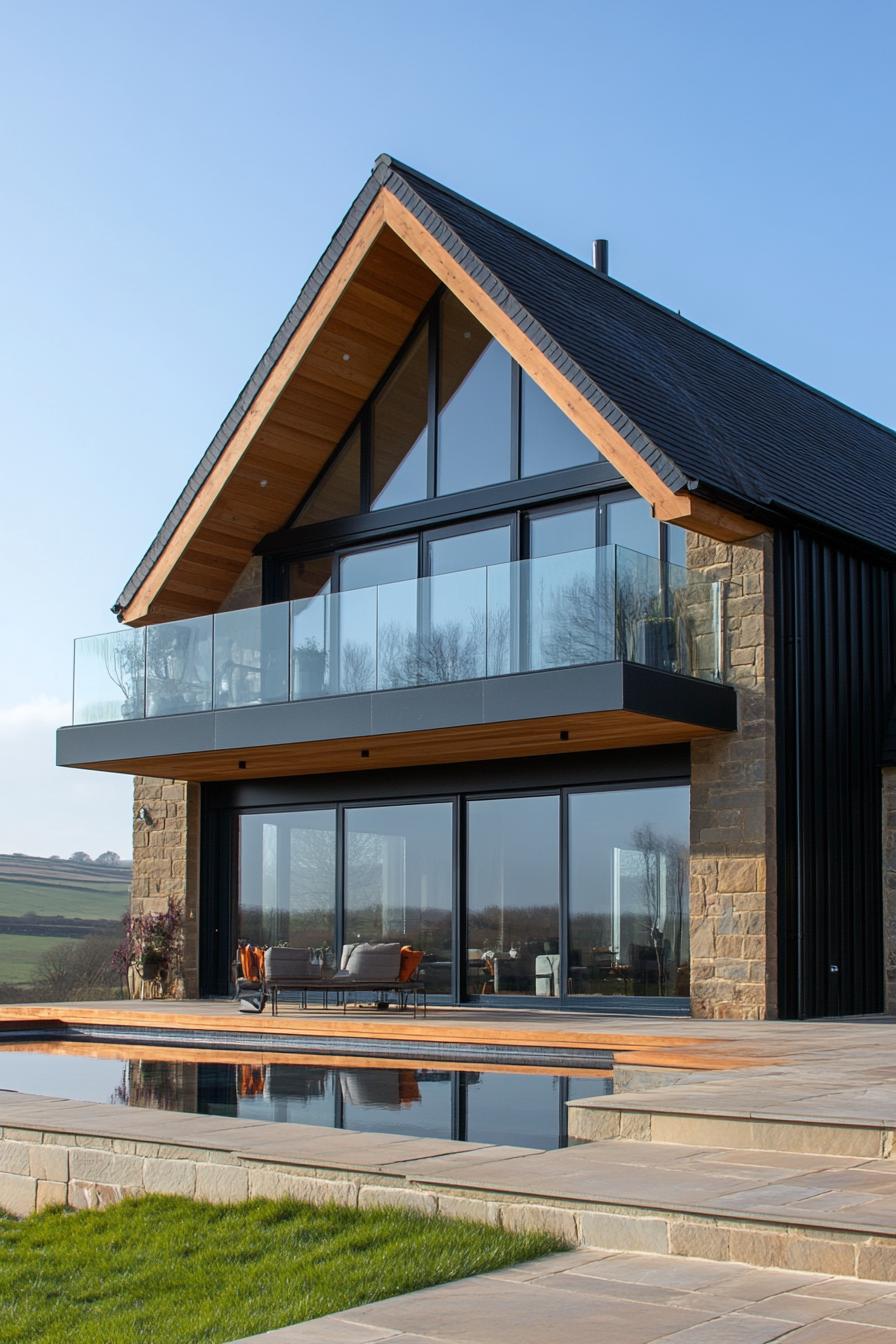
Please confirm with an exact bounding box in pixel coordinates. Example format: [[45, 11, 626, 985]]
[[117, 171, 763, 626]]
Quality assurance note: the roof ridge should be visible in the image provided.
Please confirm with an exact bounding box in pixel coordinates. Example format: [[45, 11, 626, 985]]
[[381, 155, 896, 446]]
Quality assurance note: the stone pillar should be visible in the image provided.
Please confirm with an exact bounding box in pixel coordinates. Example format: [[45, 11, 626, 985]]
[[131, 777, 201, 997], [687, 531, 777, 1020], [883, 768, 896, 1015]]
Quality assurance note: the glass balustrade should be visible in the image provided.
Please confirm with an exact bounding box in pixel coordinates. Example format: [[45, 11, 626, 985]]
[[71, 547, 722, 724]]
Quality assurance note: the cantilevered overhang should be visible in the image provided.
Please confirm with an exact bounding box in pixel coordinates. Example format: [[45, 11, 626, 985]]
[[56, 662, 736, 783]]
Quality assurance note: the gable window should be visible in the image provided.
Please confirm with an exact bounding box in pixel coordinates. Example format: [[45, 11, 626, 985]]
[[436, 292, 513, 495], [288, 289, 604, 529], [293, 426, 362, 528], [371, 328, 429, 511], [520, 374, 597, 477]]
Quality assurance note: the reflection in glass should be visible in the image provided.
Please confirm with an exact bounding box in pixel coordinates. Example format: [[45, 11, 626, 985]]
[[437, 292, 512, 495], [214, 603, 289, 708], [420, 527, 512, 685], [521, 373, 599, 476], [293, 426, 361, 527], [345, 803, 453, 995], [607, 496, 659, 558], [371, 328, 429, 510], [239, 810, 337, 957], [145, 616, 213, 717], [73, 627, 146, 724], [568, 786, 690, 998], [526, 547, 615, 670], [341, 543, 418, 693], [466, 796, 560, 997]]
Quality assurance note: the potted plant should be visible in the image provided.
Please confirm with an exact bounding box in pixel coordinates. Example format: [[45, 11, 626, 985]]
[[113, 898, 184, 999]]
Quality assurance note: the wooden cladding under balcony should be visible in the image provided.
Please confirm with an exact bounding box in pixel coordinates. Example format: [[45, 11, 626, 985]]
[[62, 708, 725, 782]]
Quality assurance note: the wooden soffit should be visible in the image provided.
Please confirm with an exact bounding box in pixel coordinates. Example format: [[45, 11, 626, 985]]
[[120, 188, 761, 626]]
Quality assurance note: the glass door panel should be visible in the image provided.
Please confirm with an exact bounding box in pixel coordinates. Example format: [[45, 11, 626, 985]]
[[344, 802, 454, 995], [525, 507, 609, 669], [466, 795, 560, 998], [567, 786, 690, 998], [238, 810, 337, 962], [606, 495, 659, 558], [425, 525, 512, 684], [338, 542, 417, 693]]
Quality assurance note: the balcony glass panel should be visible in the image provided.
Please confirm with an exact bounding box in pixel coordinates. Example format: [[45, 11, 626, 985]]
[[525, 545, 616, 671], [214, 604, 290, 709], [72, 545, 722, 725], [73, 627, 146, 724], [145, 615, 213, 717]]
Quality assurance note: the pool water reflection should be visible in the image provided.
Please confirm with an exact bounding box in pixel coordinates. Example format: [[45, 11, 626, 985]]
[[0, 1046, 612, 1151]]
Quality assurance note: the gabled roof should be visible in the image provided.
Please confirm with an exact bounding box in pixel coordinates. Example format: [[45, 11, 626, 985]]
[[116, 155, 896, 621]]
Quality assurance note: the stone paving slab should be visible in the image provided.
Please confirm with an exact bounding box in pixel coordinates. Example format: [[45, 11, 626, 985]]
[[230, 1249, 896, 1343], [5, 1089, 896, 1241]]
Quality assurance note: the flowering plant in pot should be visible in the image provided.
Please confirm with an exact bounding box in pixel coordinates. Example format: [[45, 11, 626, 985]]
[[113, 899, 184, 997]]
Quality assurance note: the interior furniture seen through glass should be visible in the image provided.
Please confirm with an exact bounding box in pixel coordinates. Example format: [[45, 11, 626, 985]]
[[568, 785, 690, 998], [233, 784, 690, 1004], [344, 802, 454, 995], [466, 795, 561, 998]]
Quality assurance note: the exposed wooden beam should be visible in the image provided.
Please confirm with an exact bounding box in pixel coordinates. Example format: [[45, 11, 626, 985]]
[[381, 194, 764, 545]]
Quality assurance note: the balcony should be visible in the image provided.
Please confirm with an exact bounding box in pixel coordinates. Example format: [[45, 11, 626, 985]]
[[58, 546, 736, 779]]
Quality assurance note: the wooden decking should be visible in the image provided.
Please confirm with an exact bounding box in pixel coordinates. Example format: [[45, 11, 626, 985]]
[[0, 997, 796, 1072]]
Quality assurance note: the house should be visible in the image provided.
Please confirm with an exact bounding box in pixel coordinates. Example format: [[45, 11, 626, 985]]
[[57, 155, 896, 1020]]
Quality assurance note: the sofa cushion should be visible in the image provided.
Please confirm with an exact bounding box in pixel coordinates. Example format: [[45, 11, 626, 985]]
[[344, 941, 402, 980], [264, 947, 319, 980], [398, 947, 424, 982]]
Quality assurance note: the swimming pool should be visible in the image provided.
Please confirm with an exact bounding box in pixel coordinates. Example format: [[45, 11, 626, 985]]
[[0, 1042, 612, 1150]]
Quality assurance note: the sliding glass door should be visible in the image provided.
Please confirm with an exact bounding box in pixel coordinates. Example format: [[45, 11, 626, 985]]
[[344, 803, 454, 995], [233, 781, 690, 1008], [567, 786, 690, 999], [466, 795, 560, 998]]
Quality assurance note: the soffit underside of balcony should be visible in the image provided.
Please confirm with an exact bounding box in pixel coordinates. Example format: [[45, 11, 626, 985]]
[[57, 662, 736, 783]]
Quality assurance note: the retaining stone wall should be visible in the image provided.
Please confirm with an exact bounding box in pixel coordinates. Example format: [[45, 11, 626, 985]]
[[1, 1121, 896, 1280]]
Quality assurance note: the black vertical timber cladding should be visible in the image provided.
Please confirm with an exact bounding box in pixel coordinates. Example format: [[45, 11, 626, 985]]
[[776, 528, 896, 1018]]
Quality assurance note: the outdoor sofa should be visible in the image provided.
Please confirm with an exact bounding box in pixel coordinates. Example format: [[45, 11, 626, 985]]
[[236, 941, 427, 1017]]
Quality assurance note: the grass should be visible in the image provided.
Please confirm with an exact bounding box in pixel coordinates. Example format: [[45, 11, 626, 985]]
[[0, 933, 77, 984], [0, 1195, 562, 1344], [0, 877, 129, 921]]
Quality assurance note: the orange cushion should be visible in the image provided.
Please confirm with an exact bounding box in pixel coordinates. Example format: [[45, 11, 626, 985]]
[[251, 945, 266, 980], [238, 944, 253, 979], [399, 947, 423, 982]]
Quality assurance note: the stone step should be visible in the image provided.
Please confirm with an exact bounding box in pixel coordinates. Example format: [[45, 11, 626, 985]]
[[568, 1091, 895, 1160]]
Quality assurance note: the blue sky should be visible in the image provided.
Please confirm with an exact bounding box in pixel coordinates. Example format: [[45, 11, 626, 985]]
[[0, 0, 893, 856]]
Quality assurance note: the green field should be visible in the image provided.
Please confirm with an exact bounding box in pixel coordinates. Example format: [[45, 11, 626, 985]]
[[0, 853, 130, 924], [0, 878, 129, 921], [0, 933, 78, 985]]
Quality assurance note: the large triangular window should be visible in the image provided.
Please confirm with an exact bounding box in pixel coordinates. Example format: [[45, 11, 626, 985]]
[[289, 290, 602, 528]]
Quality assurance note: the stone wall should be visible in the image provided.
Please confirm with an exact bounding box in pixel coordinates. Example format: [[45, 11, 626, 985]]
[[883, 768, 896, 1015], [2, 1109, 895, 1278], [687, 531, 777, 1021], [131, 777, 201, 997]]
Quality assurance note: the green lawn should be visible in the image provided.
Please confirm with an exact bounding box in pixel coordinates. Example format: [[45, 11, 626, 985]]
[[0, 933, 77, 984], [0, 1196, 562, 1344]]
